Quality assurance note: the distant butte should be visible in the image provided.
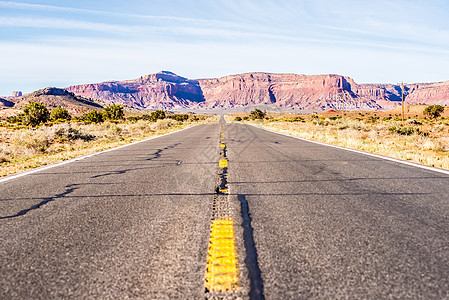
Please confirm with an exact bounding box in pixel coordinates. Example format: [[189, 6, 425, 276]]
[[61, 71, 448, 111]]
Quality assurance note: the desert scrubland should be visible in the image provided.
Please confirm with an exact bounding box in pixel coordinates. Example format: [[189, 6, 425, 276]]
[[230, 105, 449, 171]]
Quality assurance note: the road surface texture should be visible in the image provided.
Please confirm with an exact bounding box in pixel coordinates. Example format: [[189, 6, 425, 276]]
[[1, 121, 449, 299]]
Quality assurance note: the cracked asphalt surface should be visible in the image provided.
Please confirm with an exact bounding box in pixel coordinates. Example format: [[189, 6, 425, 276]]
[[1, 122, 449, 299]]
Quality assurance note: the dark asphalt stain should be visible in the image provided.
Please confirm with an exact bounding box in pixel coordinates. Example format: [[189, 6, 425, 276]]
[[0, 188, 77, 219], [91, 143, 181, 179]]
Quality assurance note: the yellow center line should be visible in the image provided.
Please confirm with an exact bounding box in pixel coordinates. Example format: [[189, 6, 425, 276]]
[[219, 159, 228, 168], [205, 217, 240, 292]]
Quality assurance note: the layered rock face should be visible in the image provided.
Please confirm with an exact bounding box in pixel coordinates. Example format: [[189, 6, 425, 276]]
[[404, 81, 449, 106], [66, 71, 205, 109], [198, 73, 387, 111], [65, 71, 449, 111]]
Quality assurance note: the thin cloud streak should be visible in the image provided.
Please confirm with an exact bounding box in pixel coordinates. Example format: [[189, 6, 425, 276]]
[[2, 15, 448, 57], [0, 1, 247, 29]]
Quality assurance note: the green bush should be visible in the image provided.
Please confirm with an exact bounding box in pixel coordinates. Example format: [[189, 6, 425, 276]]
[[50, 107, 71, 122], [234, 116, 242, 121], [423, 105, 444, 120], [389, 126, 415, 135], [127, 116, 141, 122], [103, 104, 124, 120], [22, 101, 50, 127], [150, 110, 166, 122], [83, 110, 104, 123], [249, 109, 266, 120], [168, 114, 189, 122], [7, 115, 23, 124]]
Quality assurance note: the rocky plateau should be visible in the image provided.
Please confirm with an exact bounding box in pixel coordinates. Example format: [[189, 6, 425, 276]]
[[5, 71, 449, 113], [65, 71, 449, 111]]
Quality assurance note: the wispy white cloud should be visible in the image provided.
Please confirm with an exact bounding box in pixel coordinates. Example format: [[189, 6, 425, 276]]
[[0, 1, 247, 29], [2, 15, 448, 56]]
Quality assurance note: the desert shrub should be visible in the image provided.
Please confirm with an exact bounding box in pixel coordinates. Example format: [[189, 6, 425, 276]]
[[382, 116, 392, 121], [14, 130, 50, 153], [367, 116, 379, 123], [282, 116, 305, 122], [406, 119, 422, 125], [83, 110, 104, 123], [103, 104, 124, 120], [51, 123, 93, 141], [234, 116, 242, 121], [337, 124, 349, 130], [168, 114, 189, 122], [243, 116, 249, 120], [389, 126, 415, 135], [22, 102, 50, 127], [7, 115, 23, 124], [0, 154, 9, 164], [249, 109, 266, 120], [128, 119, 152, 134], [315, 119, 329, 126], [423, 105, 444, 120], [50, 107, 71, 122], [127, 116, 141, 122], [150, 110, 166, 122], [151, 118, 177, 131], [108, 124, 123, 135]]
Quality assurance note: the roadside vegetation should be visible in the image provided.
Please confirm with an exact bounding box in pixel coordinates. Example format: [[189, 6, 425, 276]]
[[232, 105, 449, 170], [0, 102, 216, 177]]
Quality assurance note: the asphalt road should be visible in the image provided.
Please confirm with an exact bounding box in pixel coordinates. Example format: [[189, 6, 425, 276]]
[[1, 122, 449, 299], [226, 123, 449, 299]]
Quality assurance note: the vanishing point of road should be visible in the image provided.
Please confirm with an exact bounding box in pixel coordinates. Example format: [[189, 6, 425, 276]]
[[1, 119, 448, 299]]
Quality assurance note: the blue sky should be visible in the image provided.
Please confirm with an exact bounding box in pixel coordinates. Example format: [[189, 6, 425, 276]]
[[1, 0, 448, 96]]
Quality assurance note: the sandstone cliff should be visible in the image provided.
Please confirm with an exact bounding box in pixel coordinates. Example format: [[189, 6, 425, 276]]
[[66, 71, 205, 110], [64, 71, 449, 111]]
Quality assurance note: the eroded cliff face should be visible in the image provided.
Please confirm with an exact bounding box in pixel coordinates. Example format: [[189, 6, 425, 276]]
[[64, 71, 449, 111], [404, 81, 449, 106], [66, 71, 205, 109]]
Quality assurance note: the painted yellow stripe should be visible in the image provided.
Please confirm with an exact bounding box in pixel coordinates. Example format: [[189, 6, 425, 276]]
[[220, 144, 226, 148], [205, 217, 240, 292], [219, 159, 228, 168]]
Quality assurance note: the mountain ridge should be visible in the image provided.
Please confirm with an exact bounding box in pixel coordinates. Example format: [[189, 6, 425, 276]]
[[60, 71, 449, 111]]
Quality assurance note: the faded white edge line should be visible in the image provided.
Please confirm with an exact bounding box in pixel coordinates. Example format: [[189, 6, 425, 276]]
[[0, 125, 199, 184], [250, 124, 449, 176]]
